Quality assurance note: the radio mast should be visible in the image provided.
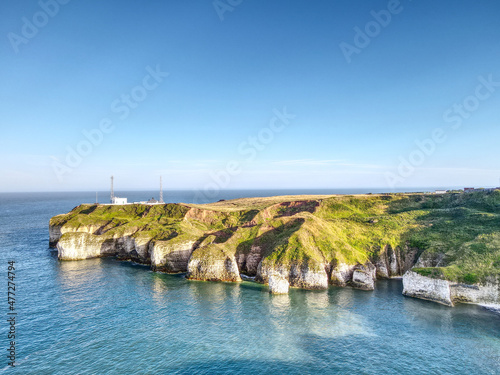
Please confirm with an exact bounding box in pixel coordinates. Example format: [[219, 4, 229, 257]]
[[110, 176, 114, 203], [159, 176, 164, 203]]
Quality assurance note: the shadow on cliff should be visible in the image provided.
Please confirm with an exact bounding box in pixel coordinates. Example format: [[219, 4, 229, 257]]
[[80, 205, 98, 215], [235, 218, 305, 276], [189, 209, 261, 246]]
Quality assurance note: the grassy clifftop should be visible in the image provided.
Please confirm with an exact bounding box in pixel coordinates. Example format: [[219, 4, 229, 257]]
[[50, 191, 500, 283]]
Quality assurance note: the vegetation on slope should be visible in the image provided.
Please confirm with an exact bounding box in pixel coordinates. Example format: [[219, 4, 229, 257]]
[[51, 191, 500, 283]]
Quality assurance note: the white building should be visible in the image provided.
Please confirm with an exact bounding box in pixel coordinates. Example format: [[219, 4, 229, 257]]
[[112, 197, 128, 204], [435, 190, 447, 194]]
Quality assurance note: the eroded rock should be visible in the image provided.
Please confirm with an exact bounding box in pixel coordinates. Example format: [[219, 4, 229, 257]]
[[187, 245, 241, 282], [257, 261, 328, 290], [402, 270, 453, 306], [268, 274, 290, 294], [150, 239, 196, 272]]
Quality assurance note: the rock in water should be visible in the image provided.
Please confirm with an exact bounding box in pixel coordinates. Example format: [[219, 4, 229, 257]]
[[402, 270, 453, 306], [269, 274, 289, 294], [403, 270, 500, 307], [257, 261, 329, 290], [330, 263, 356, 286], [352, 269, 375, 290], [351, 263, 376, 290], [49, 193, 500, 307]]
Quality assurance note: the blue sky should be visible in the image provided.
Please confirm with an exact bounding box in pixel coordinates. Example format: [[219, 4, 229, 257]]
[[1, 0, 500, 192]]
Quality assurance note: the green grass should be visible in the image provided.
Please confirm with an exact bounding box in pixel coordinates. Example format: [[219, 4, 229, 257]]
[[51, 191, 500, 283]]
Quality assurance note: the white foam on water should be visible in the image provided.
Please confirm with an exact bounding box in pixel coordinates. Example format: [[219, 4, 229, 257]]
[[479, 303, 500, 314]]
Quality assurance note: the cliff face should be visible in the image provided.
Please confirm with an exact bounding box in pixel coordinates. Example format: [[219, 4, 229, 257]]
[[373, 245, 420, 278], [185, 235, 241, 282], [403, 271, 500, 306], [256, 261, 329, 290], [57, 232, 107, 260], [49, 191, 500, 307], [268, 273, 289, 294], [57, 232, 153, 263], [235, 245, 263, 276], [402, 271, 454, 306], [150, 238, 196, 272], [49, 223, 62, 247], [187, 252, 241, 282]]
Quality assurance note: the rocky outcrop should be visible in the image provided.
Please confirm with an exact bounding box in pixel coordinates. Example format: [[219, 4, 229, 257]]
[[57, 232, 153, 262], [329, 261, 380, 290], [150, 239, 196, 272], [256, 261, 329, 290], [373, 244, 419, 278], [402, 270, 453, 306], [49, 193, 500, 305], [186, 245, 241, 282], [351, 263, 376, 290], [374, 256, 389, 279], [402, 271, 500, 307], [268, 274, 289, 294], [450, 279, 499, 305], [49, 221, 116, 248], [254, 249, 418, 293], [235, 245, 263, 276], [115, 235, 152, 263], [330, 263, 356, 286], [55, 223, 419, 294], [49, 223, 63, 247], [57, 232, 114, 260]]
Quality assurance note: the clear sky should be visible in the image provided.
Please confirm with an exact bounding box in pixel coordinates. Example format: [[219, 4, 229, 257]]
[[1, 0, 500, 192]]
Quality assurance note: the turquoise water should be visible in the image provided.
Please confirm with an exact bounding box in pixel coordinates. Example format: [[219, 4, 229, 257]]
[[1, 192, 499, 374]]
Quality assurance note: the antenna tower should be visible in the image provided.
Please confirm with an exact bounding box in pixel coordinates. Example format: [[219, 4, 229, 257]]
[[110, 176, 114, 203], [159, 176, 164, 203]]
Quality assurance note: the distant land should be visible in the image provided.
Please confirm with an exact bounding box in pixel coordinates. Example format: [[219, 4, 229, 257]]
[[50, 190, 500, 307]]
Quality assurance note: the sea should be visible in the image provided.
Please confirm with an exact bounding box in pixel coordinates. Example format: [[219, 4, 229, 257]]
[[0, 190, 499, 374]]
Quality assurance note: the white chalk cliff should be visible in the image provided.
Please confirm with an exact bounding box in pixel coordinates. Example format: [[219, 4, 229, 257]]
[[403, 271, 500, 306]]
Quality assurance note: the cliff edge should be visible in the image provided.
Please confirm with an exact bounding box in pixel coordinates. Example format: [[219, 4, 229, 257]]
[[49, 191, 500, 307]]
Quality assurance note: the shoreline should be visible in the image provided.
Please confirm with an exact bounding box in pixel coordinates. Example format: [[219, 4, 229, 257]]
[[50, 191, 500, 307]]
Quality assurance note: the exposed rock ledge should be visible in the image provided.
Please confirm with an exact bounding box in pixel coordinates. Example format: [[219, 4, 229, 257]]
[[54, 228, 498, 307], [256, 261, 329, 290], [402, 271, 500, 307], [49, 192, 500, 307], [55, 228, 412, 292]]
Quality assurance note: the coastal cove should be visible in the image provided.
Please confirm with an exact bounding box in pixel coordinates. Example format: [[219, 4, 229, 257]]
[[50, 191, 500, 308], [1, 191, 499, 374]]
